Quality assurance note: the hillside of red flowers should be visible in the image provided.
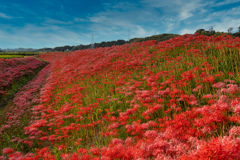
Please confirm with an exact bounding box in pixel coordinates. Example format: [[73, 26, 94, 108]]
[[0, 34, 240, 159]]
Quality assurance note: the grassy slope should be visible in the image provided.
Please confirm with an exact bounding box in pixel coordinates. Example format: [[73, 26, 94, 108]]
[[1, 35, 240, 159]]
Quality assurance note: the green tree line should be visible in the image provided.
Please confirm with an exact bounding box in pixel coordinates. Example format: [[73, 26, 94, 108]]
[[40, 33, 179, 52], [195, 26, 240, 37]]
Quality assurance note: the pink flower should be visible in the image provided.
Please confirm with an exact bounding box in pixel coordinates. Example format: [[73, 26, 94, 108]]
[[108, 122, 120, 129], [229, 126, 240, 136], [2, 148, 13, 154], [111, 138, 123, 145], [203, 94, 213, 99], [144, 130, 158, 138], [58, 144, 65, 150], [141, 123, 150, 129], [212, 82, 225, 88], [125, 137, 132, 146], [90, 147, 100, 155], [233, 105, 240, 113]]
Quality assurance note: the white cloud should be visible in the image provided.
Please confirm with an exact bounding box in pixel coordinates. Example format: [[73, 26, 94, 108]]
[[215, 0, 240, 6], [208, 6, 240, 18], [103, 1, 138, 9], [44, 18, 73, 25], [140, 0, 207, 20], [88, 16, 158, 41], [179, 28, 197, 35], [213, 18, 240, 32], [179, 14, 240, 35], [0, 12, 12, 19], [86, 1, 167, 40], [178, 1, 198, 20], [74, 17, 88, 22], [0, 24, 88, 49], [131, 26, 157, 38], [197, 6, 240, 32]]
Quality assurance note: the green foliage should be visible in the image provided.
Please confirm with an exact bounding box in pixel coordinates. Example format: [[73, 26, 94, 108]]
[[129, 33, 179, 43], [53, 45, 74, 52], [0, 55, 24, 59], [195, 29, 216, 36], [57, 34, 179, 51], [0, 52, 42, 56], [195, 27, 240, 37], [72, 40, 127, 51]]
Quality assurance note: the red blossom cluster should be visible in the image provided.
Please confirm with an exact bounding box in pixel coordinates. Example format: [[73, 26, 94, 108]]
[[1, 34, 240, 159], [0, 57, 47, 101]]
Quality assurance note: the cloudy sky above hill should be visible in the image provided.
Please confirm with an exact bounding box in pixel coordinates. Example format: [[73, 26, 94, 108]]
[[0, 0, 240, 49]]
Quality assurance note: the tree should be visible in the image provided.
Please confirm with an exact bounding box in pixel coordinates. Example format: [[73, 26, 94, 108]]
[[228, 27, 234, 34], [195, 29, 205, 35], [116, 40, 126, 45], [209, 26, 215, 34]]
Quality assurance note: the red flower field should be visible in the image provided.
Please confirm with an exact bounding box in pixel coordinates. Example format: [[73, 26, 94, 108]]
[[0, 34, 240, 160]]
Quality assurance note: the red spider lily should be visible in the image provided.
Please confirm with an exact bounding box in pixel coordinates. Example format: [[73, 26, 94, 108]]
[[2, 34, 240, 159], [2, 148, 13, 154]]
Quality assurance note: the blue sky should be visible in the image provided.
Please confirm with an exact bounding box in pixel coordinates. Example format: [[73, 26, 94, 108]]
[[1, 0, 240, 49]]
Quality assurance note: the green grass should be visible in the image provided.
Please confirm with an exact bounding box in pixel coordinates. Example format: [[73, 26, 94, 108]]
[[0, 55, 24, 58], [0, 52, 43, 59]]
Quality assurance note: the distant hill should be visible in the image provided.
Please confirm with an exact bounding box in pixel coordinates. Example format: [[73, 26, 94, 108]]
[[129, 33, 179, 43], [1, 48, 37, 52], [47, 33, 179, 52]]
